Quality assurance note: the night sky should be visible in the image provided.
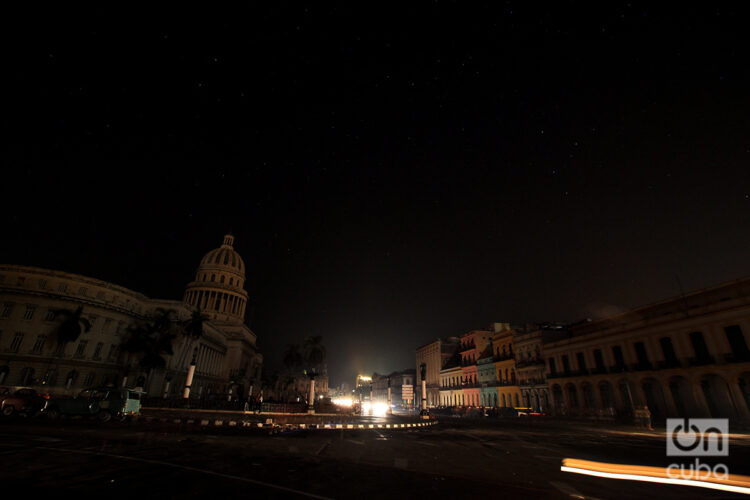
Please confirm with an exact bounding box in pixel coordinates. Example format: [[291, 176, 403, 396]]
[[3, 4, 750, 386]]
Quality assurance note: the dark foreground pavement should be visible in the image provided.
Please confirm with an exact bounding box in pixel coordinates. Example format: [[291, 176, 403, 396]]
[[1, 416, 749, 499]]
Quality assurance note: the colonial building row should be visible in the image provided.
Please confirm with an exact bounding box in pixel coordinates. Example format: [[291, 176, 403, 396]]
[[415, 276, 750, 421], [0, 234, 263, 400]]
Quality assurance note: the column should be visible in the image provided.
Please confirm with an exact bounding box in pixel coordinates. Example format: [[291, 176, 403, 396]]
[[729, 380, 750, 420]]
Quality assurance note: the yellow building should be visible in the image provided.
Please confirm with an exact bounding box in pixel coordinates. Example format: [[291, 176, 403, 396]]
[[490, 323, 521, 408], [0, 234, 262, 399]]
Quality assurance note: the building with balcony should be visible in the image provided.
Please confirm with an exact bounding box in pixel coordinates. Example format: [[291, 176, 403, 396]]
[[491, 323, 521, 408], [544, 277, 750, 422], [0, 234, 263, 400], [514, 323, 568, 412]]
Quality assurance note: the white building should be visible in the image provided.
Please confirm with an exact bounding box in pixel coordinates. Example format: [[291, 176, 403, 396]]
[[0, 234, 262, 399]]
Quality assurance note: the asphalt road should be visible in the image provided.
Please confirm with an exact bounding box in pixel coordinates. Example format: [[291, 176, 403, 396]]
[[1, 416, 748, 499]]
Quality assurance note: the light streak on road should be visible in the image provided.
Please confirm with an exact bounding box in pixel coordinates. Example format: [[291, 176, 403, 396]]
[[561, 458, 750, 495]]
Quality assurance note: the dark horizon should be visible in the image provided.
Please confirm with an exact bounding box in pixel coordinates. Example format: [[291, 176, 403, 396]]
[[3, 4, 750, 387]]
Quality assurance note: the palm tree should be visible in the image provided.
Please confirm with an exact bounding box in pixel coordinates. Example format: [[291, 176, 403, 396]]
[[48, 306, 92, 389], [177, 308, 208, 399], [121, 310, 177, 390], [52, 306, 92, 347], [282, 344, 303, 374], [302, 336, 326, 373]]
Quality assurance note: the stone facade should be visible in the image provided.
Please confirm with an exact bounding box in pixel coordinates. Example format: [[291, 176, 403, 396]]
[[544, 277, 750, 422], [416, 337, 459, 407], [0, 234, 262, 399]]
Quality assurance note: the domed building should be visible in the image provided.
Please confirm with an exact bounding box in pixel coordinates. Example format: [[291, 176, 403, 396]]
[[0, 234, 263, 400]]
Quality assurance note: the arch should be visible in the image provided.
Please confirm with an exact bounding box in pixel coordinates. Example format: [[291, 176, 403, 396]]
[[739, 372, 750, 416], [599, 381, 615, 410], [565, 383, 579, 409], [581, 382, 596, 411], [552, 384, 564, 413], [700, 373, 738, 418], [669, 375, 699, 417], [641, 377, 668, 419]]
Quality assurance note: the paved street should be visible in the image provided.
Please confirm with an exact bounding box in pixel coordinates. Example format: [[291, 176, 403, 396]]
[[1, 416, 749, 499]]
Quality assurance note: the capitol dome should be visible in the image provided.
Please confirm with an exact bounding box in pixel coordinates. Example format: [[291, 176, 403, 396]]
[[183, 234, 249, 323]]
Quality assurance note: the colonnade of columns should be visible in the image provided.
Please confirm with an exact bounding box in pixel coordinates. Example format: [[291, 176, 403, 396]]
[[184, 289, 246, 318], [548, 369, 750, 420]]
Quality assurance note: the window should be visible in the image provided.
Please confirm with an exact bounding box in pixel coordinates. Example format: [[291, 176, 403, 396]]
[[612, 346, 625, 368], [78, 287, 87, 296], [83, 372, 95, 387], [593, 349, 605, 371], [561, 355, 570, 373], [44, 309, 56, 321], [229, 278, 233, 285], [89, 315, 98, 328], [211, 274, 216, 282], [74, 340, 88, 359], [96, 291, 105, 299], [724, 325, 750, 360], [0, 275, 4, 283], [107, 344, 116, 361], [16, 276, 25, 286], [220, 275, 225, 284], [38, 279, 47, 289], [9, 333, 24, 353], [31, 335, 46, 354], [634, 342, 650, 367], [689, 332, 711, 362], [54, 341, 65, 356], [103, 318, 113, 332], [576, 352, 586, 371], [548, 358, 557, 375], [23, 305, 36, 320], [58, 282, 68, 293], [93, 342, 103, 359], [1, 303, 13, 318], [660, 337, 678, 365]]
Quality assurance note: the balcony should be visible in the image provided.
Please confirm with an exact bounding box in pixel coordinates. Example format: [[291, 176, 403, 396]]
[[724, 352, 750, 363], [657, 359, 682, 370], [630, 361, 653, 372], [459, 342, 476, 352], [515, 358, 544, 368], [688, 356, 715, 367], [520, 378, 545, 387]]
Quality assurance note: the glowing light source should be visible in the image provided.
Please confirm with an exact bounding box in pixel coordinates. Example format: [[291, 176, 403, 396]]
[[561, 458, 750, 495]]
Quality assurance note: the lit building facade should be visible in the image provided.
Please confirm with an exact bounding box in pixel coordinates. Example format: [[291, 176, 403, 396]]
[[416, 337, 459, 407], [490, 324, 521, 408], [0, 234, 262, 399], [514, 324, 567, 412], [544, 277, 750, 421]]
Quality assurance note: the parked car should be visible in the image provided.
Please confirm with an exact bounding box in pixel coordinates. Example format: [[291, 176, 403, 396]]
[[0, 387, 49, 417], [43, 387, 144, 422]]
